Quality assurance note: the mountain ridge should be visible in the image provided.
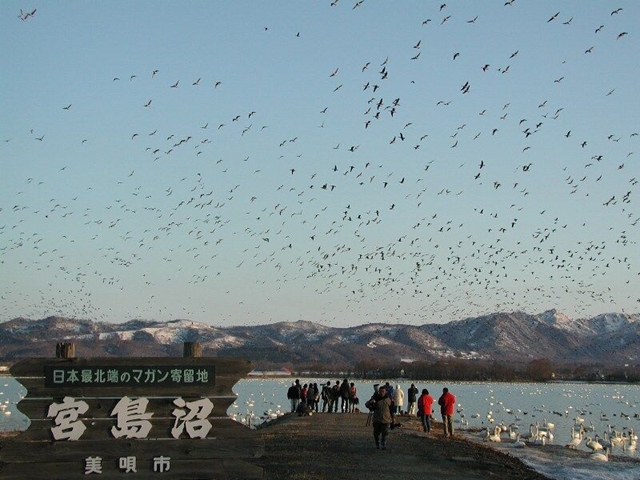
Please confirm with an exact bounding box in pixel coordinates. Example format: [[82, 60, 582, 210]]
[[1, 310, 638, 367]]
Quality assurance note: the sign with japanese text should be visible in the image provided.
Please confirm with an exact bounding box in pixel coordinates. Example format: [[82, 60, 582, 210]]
[[46, 395, 214, 441], [44, 364, 215, 388], [0, 355, 263, 479]]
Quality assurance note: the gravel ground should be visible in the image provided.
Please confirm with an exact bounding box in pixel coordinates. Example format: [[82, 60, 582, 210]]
[[254, 412, 551, 480]]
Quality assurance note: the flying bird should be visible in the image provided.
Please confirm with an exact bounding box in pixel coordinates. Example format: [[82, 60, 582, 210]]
[[18, 8, 36, 21], [547, 12, 560, 23]]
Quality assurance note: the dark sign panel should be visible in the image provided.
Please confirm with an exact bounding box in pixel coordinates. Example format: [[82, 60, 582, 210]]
[[1, 352, 262, 479]]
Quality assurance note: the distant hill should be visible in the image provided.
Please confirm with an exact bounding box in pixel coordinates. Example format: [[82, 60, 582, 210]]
[[1, 310, 638, 367]]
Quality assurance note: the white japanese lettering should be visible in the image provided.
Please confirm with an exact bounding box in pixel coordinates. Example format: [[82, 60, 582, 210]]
[[119, 456, 137, 473], [153, 456, 171, 473], [110, 396, 153, 439], [85, 456, 103, 474], [171, 397, 213, 439], [47, 397, 89, 441]]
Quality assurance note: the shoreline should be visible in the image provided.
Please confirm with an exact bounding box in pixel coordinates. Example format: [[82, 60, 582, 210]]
[[253, 411, 550, 479]]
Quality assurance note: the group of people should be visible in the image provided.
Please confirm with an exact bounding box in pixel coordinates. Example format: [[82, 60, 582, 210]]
[[286, 378, 359, 415], [366, 383, 457, 449], [286, 379, 457, 450]]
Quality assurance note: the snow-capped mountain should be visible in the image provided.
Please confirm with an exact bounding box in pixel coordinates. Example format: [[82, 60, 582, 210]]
[[1, 311, 638, 365]]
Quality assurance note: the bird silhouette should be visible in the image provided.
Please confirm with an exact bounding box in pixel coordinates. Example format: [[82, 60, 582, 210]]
[[547, 12, 560, 23]]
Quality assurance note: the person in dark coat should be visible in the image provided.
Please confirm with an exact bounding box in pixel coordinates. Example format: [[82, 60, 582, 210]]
[[339, 378, 350, 413], [366, 385, 395, 449], [407, 383, 419, 416], [287, 379, 301, 412]]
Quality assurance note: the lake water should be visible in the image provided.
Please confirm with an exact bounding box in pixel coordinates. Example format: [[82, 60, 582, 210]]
[[2, 375, 640, 480]]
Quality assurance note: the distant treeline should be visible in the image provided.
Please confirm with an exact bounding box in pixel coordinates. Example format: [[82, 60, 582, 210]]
[[285, 358, 640, 383]]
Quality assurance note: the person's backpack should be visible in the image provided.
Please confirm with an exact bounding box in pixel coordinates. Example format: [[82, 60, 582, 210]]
[[365, 397, 376, 410]]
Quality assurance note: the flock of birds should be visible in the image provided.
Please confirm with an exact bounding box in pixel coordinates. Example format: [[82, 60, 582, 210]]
[[1, 3, 638, 327], [482, 416, 639, 462]]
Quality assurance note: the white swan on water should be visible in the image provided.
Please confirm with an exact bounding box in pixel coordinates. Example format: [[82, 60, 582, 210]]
[[586, 436, 604, 452], [520, 424, 538, 442], [525, 424, 536, 437], [523, 424, 547, 446], [542, 418, 555, 430], [570, 424, 585, 439], [609, 430, 625, 449], [626, 429, 638, 451], [486, 425, 502, 442], [512, 433, 526, 448], [625, 435, 637, 451], [565, 435, 583, 449], [590, 447, 609, 462], [530, 434, 547, 446], [535, 422, 554, 442]]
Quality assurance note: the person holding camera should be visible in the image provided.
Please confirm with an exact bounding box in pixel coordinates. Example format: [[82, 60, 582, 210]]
[[365, 385, 396, 449]]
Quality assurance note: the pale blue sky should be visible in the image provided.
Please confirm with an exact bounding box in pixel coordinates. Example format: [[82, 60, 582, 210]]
[[1, 1, 638, 327]]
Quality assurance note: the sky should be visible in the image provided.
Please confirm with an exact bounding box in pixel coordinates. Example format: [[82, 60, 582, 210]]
[[1, 1, 638, 328]]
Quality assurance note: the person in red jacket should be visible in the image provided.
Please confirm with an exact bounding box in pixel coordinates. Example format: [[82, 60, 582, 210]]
[[437, 387, 456, 437], [417, 388, 434, 433]]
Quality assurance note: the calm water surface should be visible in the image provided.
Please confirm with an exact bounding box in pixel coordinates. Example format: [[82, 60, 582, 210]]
[[3, 376, 640, 479]]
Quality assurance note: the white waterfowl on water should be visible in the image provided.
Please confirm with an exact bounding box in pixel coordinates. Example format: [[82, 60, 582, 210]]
[[590, 447, 610, 462], [571, 424, 586, 439], [586, 436, 604, 452], [486, 425, 502, 442], [624, 433, 637, 451], [521, 424, 538, 442], [512, 434, 526, 448], [608, 429, 625, 449], [530, 434, 547, 446], [566, 424, 585, 449], [565, 435, 583, 449], [535, 422, 554, 442]]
